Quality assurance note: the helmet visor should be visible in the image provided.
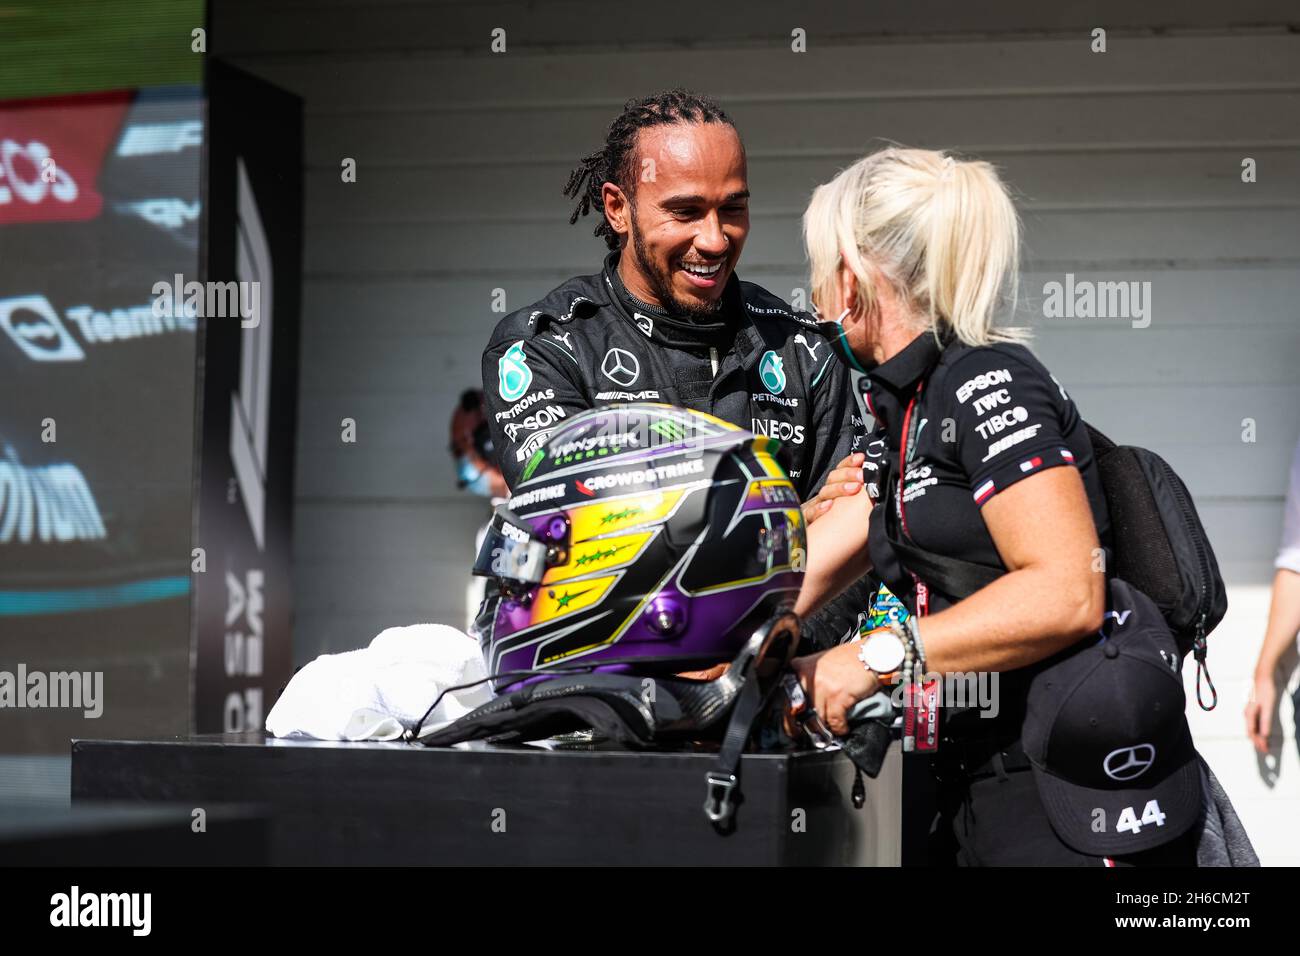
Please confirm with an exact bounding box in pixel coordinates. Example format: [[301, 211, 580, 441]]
[[472, 505, 553, 585]]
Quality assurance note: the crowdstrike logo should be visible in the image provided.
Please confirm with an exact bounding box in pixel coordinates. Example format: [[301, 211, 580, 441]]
[[580, 458, 705, 491], [508, 483, 566, 509]]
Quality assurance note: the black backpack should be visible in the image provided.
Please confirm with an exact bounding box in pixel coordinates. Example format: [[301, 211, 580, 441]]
[[884, 423, 1227, 710]]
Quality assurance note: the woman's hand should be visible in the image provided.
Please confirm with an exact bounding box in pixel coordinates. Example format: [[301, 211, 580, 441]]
[[1245, 667, 1279, 754], [801, 452, 865, 526], [784, 643, 880, 737]]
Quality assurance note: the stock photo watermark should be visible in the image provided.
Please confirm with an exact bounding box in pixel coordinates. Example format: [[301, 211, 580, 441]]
[[0, 663, 103, 718]]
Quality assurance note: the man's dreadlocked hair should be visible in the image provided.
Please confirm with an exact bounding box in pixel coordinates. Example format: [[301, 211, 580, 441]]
[[563, 89, 737, 250]]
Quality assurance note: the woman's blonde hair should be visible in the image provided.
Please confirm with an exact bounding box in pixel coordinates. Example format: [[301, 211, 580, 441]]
[[802, 147, 1025, 346]]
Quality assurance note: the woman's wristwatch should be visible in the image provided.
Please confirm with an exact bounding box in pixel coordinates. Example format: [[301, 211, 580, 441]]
[[854, 626, 908, 685]]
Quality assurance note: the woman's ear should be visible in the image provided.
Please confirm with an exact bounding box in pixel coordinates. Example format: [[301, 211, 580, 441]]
[[837, 263, 861, 326]]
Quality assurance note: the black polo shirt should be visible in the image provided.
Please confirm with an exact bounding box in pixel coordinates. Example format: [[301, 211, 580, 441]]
[[859, 332, 1112, 616]]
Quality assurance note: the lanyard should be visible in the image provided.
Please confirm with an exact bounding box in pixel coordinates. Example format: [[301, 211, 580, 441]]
[[895, 381, 929, 617], [895, 380, 940, 752]]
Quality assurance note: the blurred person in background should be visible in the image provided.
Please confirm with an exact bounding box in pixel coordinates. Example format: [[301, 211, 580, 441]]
[[1245, 438, 1300, 757], [449, 388, 508, 632]]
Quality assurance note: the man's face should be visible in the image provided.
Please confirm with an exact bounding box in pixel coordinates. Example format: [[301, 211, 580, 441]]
[[611, 123, 750, 317]]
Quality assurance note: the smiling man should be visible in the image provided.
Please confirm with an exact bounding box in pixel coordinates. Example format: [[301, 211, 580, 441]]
[[481, 89, 863, 505]]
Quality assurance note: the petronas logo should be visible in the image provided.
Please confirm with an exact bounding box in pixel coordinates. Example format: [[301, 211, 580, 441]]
[[498, 341, 532, 401], [760, 350, 786, 395]]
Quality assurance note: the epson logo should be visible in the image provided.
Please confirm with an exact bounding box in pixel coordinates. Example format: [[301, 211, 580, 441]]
[[503, 405, 566, 440], [956, 369, 1013, 404], [500, 522, 530, 544]]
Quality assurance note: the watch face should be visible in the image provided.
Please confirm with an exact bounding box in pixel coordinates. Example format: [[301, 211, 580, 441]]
[[862, 630, 906, 674]]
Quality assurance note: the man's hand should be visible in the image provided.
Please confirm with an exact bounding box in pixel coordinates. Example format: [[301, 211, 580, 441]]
[[801, 452, 865, 526], [783, 643, 879, 737]]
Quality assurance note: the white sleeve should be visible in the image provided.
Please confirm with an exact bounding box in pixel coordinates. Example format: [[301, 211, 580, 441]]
[[1276, 439, 1300, 574]]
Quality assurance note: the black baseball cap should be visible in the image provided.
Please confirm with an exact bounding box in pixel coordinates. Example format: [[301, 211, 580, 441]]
[[1022, 580, 1202, 856]]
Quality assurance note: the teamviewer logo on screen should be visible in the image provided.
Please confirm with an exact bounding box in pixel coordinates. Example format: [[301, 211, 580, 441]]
[[0, 295, 85, 361]]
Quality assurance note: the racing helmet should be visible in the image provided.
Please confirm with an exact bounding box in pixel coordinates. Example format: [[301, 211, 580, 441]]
[[472, 403, 806, 691]]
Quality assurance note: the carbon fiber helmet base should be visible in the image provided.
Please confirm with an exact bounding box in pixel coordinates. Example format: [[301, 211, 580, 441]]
[[470, 404, 806, 693]]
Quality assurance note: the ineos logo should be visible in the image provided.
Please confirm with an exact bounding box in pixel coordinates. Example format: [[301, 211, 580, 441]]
[[601, 347, 640, 387], [1103, 744, 1155, 781]]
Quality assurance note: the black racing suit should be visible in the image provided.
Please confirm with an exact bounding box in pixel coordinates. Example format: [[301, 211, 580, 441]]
[[481, 251, 865, 502]]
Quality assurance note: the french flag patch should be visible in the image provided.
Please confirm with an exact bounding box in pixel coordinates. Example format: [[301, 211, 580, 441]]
[[973, 479, 996, 504], [1019, 456, 1043, 473], [1060, 448, 1075, 463]]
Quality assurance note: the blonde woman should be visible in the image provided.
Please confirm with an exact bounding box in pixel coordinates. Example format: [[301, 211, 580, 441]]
[[788, 148, 1199, 865]]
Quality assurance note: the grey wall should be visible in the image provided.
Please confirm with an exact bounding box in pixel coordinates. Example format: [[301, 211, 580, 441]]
[[213, 0, 1300, 860]]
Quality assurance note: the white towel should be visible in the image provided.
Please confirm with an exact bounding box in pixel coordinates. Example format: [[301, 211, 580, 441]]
[[265, 623, 493, 741]]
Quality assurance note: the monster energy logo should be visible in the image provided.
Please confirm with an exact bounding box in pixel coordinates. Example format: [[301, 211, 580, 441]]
[[601, 506, 645, 525], [521, 448, 546, 482], [574, 542, 635, 566], [649, 419, 686, 442]]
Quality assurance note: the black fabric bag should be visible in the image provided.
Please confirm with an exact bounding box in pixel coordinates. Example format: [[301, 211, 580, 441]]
[[1083, 424, 1228, 659], [883, 422, 1226, 710]]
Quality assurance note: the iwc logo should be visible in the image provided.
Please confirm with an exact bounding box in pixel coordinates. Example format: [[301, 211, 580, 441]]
[[759, 350, 786, 395], [498, 341, 531, 401]]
